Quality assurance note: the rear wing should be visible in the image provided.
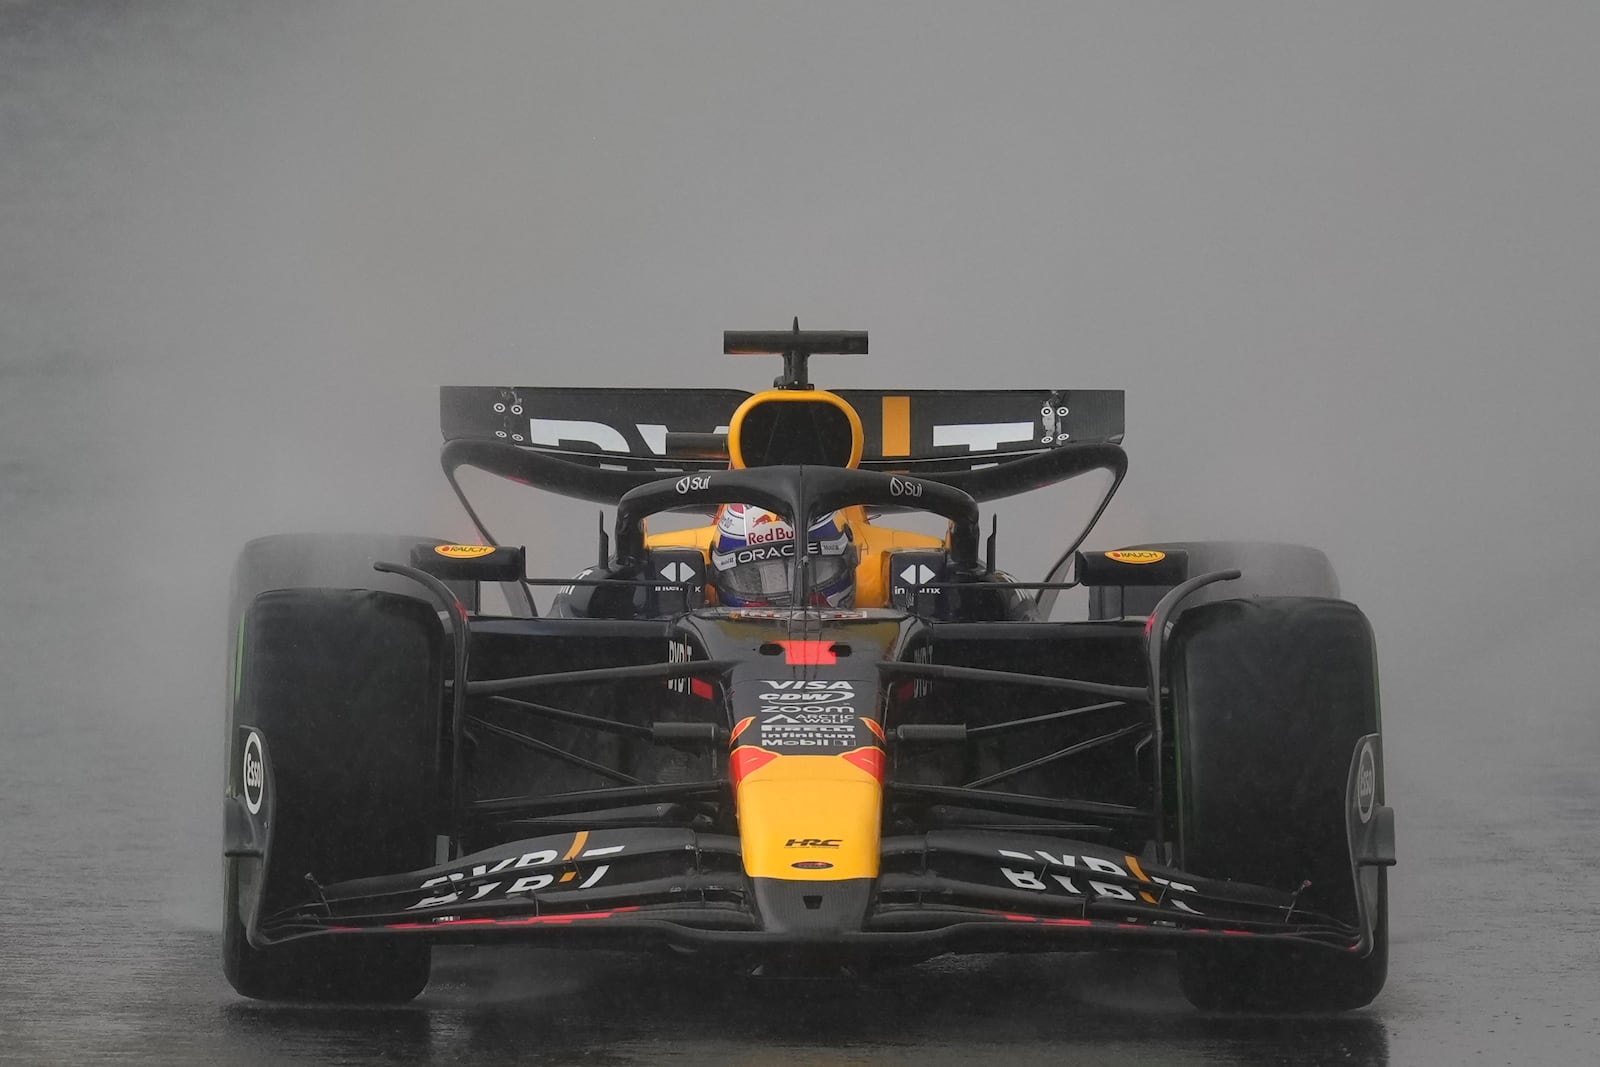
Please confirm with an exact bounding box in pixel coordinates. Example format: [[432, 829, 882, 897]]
[[440, 385, 1123, 475], [841, 389, 1123, 471], [441, 387, 749, 472]]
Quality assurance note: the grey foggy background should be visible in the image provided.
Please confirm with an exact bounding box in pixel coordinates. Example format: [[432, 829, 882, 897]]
[[3, 1, 1598, 1062]]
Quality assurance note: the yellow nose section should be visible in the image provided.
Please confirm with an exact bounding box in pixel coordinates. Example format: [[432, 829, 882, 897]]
[[734, 751, 883, 880]]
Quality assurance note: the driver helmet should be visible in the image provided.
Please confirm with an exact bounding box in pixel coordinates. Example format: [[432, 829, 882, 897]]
[[709, 504, 857, 607]]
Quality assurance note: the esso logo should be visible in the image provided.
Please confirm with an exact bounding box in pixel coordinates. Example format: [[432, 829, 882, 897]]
[[889, 476, 923, 498], [241, 731, 265, 815], [675, 475, 711, 494]]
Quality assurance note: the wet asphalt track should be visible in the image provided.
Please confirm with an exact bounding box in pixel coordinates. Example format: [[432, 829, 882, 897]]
[[3, 680, 1600, 1065], [7, 3, 1600, 1063]]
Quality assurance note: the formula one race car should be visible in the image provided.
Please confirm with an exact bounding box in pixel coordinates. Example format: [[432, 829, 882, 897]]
[[223, 326, 1394, 1011]]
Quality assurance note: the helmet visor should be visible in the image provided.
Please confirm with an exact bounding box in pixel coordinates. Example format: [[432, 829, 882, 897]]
[[715, 550, 854, 606], [718, 558, 794, 603]]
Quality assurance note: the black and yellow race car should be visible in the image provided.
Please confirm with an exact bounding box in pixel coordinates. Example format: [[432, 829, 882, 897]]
[[223, 326, 1394, 1011]]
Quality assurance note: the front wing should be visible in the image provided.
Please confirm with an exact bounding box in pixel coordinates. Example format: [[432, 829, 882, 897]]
[[233, 694, 1388, 968], [249, 822, 1375, 962]]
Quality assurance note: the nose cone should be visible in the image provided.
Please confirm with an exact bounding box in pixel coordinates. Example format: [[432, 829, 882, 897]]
[[738, 765, 882, 881], [735, 753, 883, 936], [750, 876, 873, 935]]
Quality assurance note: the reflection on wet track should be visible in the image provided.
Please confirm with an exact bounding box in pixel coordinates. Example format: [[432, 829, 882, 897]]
[[16, 936, 1398, 1066]]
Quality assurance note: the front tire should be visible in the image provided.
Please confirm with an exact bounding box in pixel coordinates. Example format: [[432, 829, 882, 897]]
[[223, 876, 432, 1003], [224, 535, 450, 1002], [1179, 872, 1387, 1012], [1170, 595, 1388, 1012]]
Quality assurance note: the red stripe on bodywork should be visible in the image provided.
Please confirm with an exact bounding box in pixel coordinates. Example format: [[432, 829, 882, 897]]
[[730, 716, 756, 743], [841, 747, 884, 781], [690, 678, 714, 699], [779, 640, 836, 665], [379, 909, 640, 932], [730, 746, 779, 785]]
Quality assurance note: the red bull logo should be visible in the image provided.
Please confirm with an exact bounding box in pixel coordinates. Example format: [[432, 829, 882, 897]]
[[747, 521, 795, 545]]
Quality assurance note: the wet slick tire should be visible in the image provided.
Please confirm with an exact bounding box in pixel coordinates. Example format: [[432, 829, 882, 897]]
[[224, 587, 445, 1003], [1170, 596, 1387, 1012]]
